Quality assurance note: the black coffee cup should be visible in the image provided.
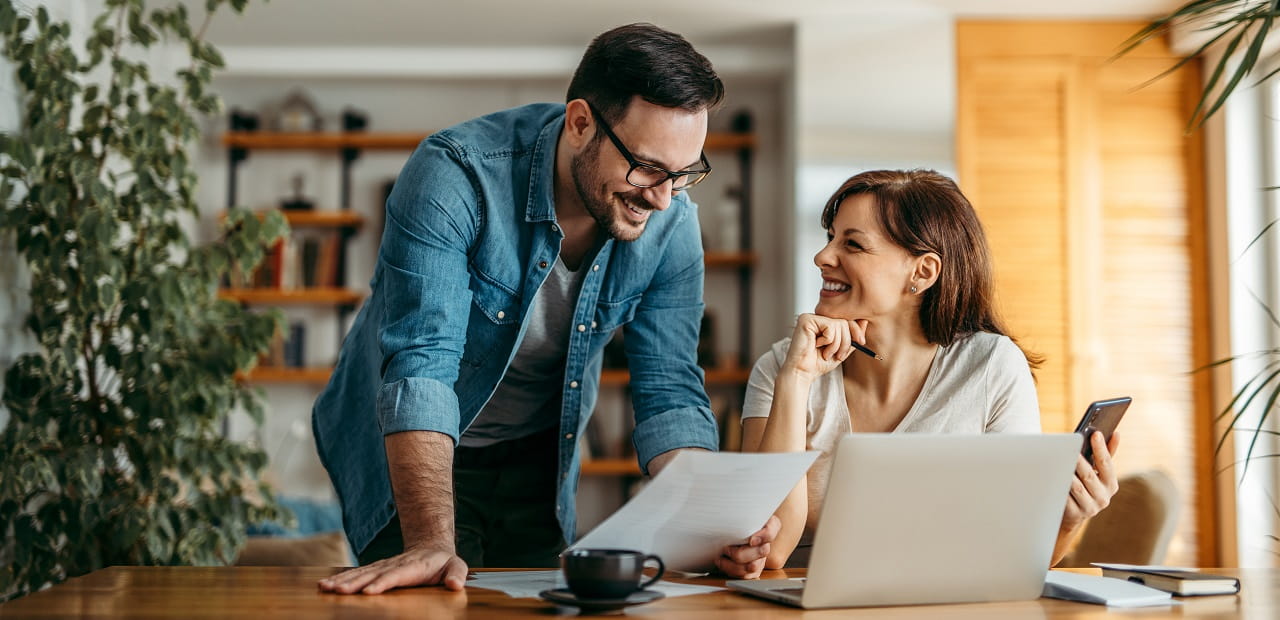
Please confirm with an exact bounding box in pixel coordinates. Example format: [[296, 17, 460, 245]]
[[561, 548, 665, 599]]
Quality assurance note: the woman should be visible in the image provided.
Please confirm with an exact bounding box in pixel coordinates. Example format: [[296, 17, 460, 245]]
[[719, 170, 1119, 575]]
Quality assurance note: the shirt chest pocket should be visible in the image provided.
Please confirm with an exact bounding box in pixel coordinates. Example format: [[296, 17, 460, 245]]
[[463, 276, 521, 367], [592, 294, 641, 334]]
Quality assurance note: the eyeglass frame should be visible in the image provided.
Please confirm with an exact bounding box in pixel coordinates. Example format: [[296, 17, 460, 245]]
[[586, 103, 713, 191]]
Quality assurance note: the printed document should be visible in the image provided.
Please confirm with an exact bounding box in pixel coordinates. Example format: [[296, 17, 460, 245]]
[[570, 450, 819, 571]]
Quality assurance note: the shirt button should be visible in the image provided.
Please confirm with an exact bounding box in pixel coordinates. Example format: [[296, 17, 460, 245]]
[[569, 381, 579, 388], [496, 311, 505, 319], [565, 432, 574, 439], [577, 324, 586, 332], [591, 321, 598, 329], [539, 261, 548, 269], [592, 264, 600, 272]]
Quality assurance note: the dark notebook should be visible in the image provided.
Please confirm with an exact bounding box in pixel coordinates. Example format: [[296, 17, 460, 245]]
[[1095, 564, 1240, 596]]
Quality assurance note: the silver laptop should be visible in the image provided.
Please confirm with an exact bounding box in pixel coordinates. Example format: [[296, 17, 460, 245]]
[[727, 433, 1080, 609]]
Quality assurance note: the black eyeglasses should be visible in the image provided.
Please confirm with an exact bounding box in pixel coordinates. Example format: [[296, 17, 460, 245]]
[[588, 104, 712, 192]]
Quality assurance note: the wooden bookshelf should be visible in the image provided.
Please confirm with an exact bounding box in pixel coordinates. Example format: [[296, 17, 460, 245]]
[[220, 287, 363, 306], [704, 251, 757, 268], [599, 366, 751, 387], [580, 458, 643, 477], [238, 367, 333, 385], [704, 132, 757, 151], [223, 132, 426, 151], [280, 210, 364, 229], [224, 130, 755, 152], [222, 209, 364, 229]]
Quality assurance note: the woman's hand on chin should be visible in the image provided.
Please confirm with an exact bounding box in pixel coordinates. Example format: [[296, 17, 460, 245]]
[[782, 314, 869, 381]]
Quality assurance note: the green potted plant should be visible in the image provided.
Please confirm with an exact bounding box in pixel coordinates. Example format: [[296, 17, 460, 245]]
[[0, 0, 288, 601], [1123, 1, 1279, 472]]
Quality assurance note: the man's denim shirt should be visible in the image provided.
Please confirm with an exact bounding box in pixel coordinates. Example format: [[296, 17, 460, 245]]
[[312, 103, 720, 556]]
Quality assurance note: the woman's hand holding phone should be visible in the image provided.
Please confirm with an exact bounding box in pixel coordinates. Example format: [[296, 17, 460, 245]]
[[1062, 430, 1121, 531]]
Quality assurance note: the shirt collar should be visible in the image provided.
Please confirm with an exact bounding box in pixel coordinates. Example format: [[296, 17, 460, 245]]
[[524, 112, 564, 223]]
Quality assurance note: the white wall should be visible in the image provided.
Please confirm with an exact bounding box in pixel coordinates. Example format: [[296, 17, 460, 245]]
[[790, 13, 956, 319]]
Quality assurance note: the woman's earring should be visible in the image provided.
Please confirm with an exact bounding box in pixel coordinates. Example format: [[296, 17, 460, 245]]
[[910, 285, 918, 294]]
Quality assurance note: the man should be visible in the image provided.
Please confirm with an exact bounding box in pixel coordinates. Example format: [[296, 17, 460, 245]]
[[313, 23, 777, 595]]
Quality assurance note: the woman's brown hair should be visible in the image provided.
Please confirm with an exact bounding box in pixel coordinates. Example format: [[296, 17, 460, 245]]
[[820, 169, 1042, 369]]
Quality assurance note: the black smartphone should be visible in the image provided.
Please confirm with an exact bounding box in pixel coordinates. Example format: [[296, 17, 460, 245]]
[[1073, 397, 1131, 463]]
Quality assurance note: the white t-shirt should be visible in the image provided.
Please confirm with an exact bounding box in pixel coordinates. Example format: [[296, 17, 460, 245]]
[[741, 331, 1042, 534]]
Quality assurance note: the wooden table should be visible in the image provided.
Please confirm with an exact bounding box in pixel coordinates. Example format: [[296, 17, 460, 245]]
[[0, 567, 1273, 618]]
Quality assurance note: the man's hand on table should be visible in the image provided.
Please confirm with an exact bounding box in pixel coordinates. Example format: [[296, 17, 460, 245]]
[[714, 515, 780, 579], [317, 544, 468, 594]]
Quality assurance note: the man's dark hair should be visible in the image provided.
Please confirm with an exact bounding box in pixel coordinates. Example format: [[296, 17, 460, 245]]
[[567, 23, 724, 124]]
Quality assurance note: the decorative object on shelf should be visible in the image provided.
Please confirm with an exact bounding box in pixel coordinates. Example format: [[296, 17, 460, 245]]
[[697, 311, 718, 368], [0, 0, 286, 602], [714, 185, 742, 252], [280, 173, 315, 211], [273, 88, 323, 132], [230, 107, 260, 132], [342, 107, 368, 132], [284, 322, 307, 368]]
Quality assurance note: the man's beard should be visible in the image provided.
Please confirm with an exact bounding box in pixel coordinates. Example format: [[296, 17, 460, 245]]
[[571, 141, 656, 242]]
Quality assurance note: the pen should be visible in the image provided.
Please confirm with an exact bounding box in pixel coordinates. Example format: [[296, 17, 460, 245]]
[[852, 341, 883, 361]]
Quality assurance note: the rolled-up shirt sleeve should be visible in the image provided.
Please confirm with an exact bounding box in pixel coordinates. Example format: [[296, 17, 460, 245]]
[[374, 137, 479, 442]]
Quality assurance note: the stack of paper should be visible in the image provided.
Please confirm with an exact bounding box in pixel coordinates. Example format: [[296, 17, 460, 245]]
[[569, 450, 819, 571]]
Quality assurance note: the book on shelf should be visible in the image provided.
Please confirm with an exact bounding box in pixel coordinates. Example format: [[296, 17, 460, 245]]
[[301, 238, 320, 288], [279, 237, 299, 290], [1094, 564, 1240, 596], [315, 233, 341, 288], [230, 231, 341, 291], [283, 322, 306, 368], [263, 329, 286, 367]]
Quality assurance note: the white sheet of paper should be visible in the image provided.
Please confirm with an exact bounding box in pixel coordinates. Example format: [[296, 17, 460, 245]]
[[570, 450, 819, 571], [465, 570, 722, 599]]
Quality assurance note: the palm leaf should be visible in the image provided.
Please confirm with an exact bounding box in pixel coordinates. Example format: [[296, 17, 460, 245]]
[[1122, 1, 1280, 129], [1213, 361, 1280, 456], [1248, 287, 1280, 330], [1239, 378, 1280, 478], [1216, 366, 1280, 458], [1199, 15, 1275, 126], [1192, 348, 1280, 373], [1237, 216, 1279, 258], [1114, 0, 1241, 57], [1190, 27, 1248, 129], [1129, 26, 1234, 92], [1221, 453, 1280, 476], [1229, 427, 1280, 436]]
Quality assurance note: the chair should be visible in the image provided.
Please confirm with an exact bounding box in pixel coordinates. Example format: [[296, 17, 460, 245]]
[[234, 531, 352, 567], [1058, 469, 1179, 567]]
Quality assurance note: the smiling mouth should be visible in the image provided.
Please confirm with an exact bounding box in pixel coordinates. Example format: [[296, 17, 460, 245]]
[[821, 280, 851, 293], [623, 199, 652, 223]]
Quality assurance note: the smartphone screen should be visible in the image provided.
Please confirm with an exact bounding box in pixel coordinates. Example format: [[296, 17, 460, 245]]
[[1073, 397, 1131, 462]]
